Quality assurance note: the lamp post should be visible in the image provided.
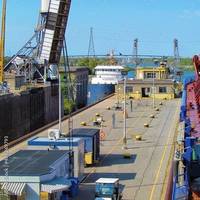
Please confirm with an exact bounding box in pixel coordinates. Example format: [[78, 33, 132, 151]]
[[58, 74, 62, 133], [122, 70, 128, 149], [117, 82, 120, 106], [153, 59, 159, 108], [153, 64, 155, 108]]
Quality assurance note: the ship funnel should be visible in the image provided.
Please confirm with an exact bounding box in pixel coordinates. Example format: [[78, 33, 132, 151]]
[[41, 0, 50, 13]]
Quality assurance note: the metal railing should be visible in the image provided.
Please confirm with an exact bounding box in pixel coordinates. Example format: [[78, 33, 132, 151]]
[[172, 173, 189, 200]]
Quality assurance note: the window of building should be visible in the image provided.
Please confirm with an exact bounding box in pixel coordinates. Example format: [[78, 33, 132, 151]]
[[159, 87, 167, 93], [126, 86, 133, 93], [146, 72, 156, 79], [147, 88, 151, 93]]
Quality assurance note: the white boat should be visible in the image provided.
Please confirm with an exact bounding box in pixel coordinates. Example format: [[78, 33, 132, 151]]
[[91, 65, 125, 85]]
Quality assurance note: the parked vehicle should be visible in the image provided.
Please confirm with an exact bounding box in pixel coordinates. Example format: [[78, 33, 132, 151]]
[[95, 178, 122, 200]]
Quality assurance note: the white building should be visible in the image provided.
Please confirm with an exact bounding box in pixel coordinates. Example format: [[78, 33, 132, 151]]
[[27, 137, 85, 182], [0, 150, 75, 200], [91, 65, 124, 85]]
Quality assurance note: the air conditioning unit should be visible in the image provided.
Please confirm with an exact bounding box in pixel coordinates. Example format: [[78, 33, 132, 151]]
[[48, 129, 60, 140]]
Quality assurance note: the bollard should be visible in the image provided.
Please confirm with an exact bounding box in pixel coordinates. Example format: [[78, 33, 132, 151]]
[[150, 114, 155, 118], [80, 122, 87, 126], [96, 113, 100, 117], [135, 135, 142, 141]]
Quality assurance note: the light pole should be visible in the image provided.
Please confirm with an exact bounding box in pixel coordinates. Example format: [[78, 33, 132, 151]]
[[58, 74, 62, 133], [153, 59, 159, 108], [153, 64, 155, 108], [117, 82, 120, 106], [122, 71, 128, 149]]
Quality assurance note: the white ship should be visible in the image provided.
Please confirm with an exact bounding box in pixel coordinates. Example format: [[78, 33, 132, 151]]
[[91, 65, 125, 85]]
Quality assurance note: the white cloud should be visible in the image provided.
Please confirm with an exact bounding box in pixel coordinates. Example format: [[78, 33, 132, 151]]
[[179, 9, 200, 19]]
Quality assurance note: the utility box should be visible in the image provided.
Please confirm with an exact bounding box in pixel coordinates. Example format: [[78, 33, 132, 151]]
[[27, 137, 85, 181], [69, 128, 100, 165]]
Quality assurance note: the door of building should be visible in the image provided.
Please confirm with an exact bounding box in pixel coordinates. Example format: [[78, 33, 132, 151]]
[[141, 88, 150, 97]]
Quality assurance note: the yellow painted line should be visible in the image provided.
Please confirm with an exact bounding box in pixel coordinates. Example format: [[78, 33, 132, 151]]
[[149, 105, 179, 200]]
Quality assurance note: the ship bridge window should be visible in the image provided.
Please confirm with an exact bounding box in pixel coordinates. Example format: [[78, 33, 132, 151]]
[[159, 86, 167, 93], [146, 72, 156, 79]]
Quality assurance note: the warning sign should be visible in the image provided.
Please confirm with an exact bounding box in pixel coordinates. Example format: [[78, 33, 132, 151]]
[[100, 130, 106, 140]]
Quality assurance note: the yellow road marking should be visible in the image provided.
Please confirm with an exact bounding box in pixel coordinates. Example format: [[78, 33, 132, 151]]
[[149, 105, 179, 200]]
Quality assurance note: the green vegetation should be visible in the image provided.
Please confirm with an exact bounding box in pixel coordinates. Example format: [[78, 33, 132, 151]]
[[180, 58, 193, 66], [179, 58, 194, 71], [124, 66, 132, 72], [60, 73, 76, 115], [69, 57, 195, 73], [69, 58, 108, 74], [142, 57, 194, 71], [63, 99, 75, 115]]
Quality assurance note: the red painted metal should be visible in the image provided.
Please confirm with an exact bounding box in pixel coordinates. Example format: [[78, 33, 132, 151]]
[[193, 55, 200, 80], [185, 56, 200, 137]]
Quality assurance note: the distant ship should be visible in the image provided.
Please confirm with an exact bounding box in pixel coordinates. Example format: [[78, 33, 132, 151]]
[[91, 65, 124, 85]]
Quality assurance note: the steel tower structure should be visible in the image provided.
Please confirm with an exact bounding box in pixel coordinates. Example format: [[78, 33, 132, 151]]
[[87, 27, 95, 57], [87, 27, 96, 70], [133, 38, 140, 67], [4, 0, 72, 82], [174, 38, 180, 67]]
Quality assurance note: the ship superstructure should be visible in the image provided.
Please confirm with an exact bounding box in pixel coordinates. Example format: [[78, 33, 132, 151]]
[[91, 65, 124, 85]]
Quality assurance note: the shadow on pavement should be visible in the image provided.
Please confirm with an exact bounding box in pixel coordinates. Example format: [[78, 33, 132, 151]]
[[99, 154, 137, 166]]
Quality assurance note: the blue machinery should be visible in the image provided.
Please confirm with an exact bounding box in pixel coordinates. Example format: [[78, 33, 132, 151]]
[[172, 77, 195, 200]]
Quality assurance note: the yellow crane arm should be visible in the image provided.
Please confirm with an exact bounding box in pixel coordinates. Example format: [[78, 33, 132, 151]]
[[0, 0, 6, 83]]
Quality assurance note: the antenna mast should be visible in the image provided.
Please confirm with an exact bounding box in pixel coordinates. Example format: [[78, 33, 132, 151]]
[[133, 38, 139, 68]]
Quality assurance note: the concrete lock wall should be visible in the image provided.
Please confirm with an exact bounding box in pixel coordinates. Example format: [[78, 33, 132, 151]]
[[0, 85, 60, 146]]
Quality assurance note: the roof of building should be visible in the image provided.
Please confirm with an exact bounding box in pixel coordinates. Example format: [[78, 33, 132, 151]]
[[95, 65, 124, 70], [28, 137, 83, 147], [119, 79, 174, 85], [136, 66, 168, 70], [71, 128, 100, 137], [0, 150, 69, 177]]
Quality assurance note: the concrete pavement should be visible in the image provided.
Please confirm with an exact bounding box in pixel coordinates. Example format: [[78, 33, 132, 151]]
[[0, 96, 180, 200]]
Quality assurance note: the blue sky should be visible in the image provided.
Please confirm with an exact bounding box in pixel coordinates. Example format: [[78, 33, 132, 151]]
[[3, 0, 200, 57]]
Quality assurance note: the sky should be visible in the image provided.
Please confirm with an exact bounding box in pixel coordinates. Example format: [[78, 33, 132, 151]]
[[2, 0, 200, 57]]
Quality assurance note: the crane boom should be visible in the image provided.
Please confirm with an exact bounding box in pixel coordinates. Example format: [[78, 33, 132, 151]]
[[4, 0, 72, 83], [39, 0, 71, 66], [0, 0, 6, 83]]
